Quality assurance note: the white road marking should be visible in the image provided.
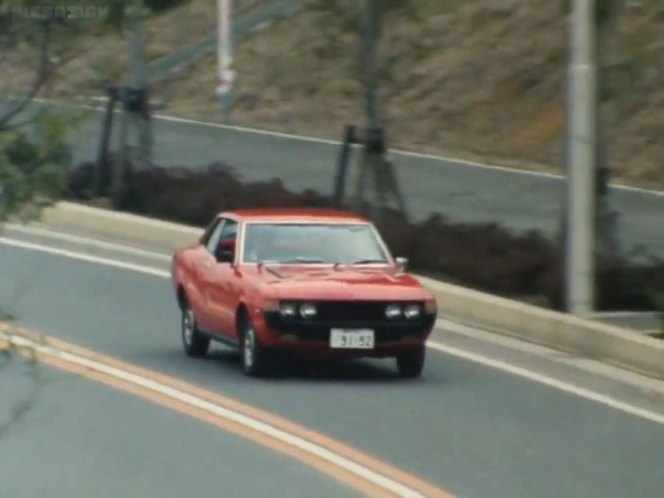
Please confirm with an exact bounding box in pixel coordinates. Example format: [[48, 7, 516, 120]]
[[4, 224, 172, 261], [435, 317, 664, 396], [29, 97, 664, 197], [426, 342, 664, 425], [0, 331, 427, 498], [1, 236, 663, 425], [0, 237, 171, 279]]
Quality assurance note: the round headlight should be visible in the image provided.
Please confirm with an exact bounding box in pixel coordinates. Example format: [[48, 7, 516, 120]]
[[385, 304, 402, 319], [279, 303, 297, 317], [404, 304, 421, 319], [300, 303, 317, 319]]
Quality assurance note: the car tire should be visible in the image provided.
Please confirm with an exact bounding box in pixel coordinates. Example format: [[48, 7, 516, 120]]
[[181, 305, 210, 357], [396, 347, 425, 378], [241, 317, 270, 377]]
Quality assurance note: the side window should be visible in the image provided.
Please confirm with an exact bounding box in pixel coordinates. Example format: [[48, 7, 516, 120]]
[[205, 219, 226, 254], [205, 218, 238, 255], [219, 219, 238, 244], [201, 217, 222, 247]]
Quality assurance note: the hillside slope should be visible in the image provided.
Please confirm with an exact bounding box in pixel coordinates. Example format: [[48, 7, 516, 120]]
[[154, 0, 663, 188], [11, 0, 663, 189]]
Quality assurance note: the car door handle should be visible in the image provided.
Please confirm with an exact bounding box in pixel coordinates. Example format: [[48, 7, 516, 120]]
[[203, 260, 213, 269]]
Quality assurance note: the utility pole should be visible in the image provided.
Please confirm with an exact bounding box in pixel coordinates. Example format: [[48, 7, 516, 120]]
[[216, 0, 235, 119], [566, 0, 597, 317], [126, 0, 152, 168]]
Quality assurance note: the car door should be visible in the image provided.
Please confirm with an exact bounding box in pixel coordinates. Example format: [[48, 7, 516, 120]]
[[201, 218, 239, 338], [194, 217, 226, 332]]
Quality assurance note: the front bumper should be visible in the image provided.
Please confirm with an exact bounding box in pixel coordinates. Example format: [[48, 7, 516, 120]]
[[254, 310, 436, 358]]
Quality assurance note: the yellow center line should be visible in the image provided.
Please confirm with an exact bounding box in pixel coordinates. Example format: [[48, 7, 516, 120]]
[[0, 323, 454, 498]]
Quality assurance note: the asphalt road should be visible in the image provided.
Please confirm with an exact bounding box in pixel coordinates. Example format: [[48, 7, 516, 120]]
[[1, 228, 663, 498], [3, 100, 663, 255], [61, 105, 664, 257], [0, 354, 354, 498]]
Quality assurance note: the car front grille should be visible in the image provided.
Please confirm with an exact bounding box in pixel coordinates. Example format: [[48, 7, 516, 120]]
[[264, 300, 435, 343], [280, 300, 427, 323], [314, 301, 397, 322]]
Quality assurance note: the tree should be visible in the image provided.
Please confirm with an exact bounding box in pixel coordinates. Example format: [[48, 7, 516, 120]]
[[311, 0, 416, 220], [0, 1, 109, 434], [0, 0, 112, 222]]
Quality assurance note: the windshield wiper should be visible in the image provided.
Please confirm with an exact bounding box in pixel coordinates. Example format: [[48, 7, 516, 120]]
[[278, 257, 326, 264], [349, 258, 388, 265], [257, 260, 281, 268]]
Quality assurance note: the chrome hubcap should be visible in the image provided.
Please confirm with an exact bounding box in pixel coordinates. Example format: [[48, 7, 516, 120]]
[[244, 328, 254, 368], [183, 310, 194, 345]]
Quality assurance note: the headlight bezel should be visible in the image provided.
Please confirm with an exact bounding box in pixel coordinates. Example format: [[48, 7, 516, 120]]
[[279, 302, 298, 317], [385, 304, 403, 319], [403, 304, 422, 319], [299, 303, 317, 319], [273, 301, 318, 319]]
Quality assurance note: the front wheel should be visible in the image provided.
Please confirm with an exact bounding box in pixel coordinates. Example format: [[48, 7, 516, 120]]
[[181, 306, 210, 357], [241, 318, 271, 377], [396, 347, 426, 378]]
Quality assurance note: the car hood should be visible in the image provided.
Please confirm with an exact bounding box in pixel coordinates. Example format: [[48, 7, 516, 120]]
[[256, 266, 429, 301]]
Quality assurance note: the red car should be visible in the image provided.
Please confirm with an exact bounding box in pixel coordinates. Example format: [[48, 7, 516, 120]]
[[170, 208, 438, 378]]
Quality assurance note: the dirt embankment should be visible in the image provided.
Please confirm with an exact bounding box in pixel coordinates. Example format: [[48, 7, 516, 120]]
[[8, 0, 664, 189], [155, 0, 664, 189]]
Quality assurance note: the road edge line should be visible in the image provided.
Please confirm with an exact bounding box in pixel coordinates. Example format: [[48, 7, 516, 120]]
[[0, 327, 451, 498], [1, 234, 662, 426]]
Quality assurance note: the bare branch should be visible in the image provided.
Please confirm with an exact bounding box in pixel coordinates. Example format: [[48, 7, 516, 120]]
[[0, 21, 53, 130]]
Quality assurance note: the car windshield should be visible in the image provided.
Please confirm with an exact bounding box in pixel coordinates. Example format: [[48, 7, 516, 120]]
[[242, 223, 391, 265]]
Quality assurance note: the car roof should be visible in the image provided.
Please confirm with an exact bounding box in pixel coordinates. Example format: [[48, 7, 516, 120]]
[[218, 208, 370, 223]]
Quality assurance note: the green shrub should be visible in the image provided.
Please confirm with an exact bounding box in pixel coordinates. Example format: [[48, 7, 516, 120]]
[[0, 110, 71, 222]]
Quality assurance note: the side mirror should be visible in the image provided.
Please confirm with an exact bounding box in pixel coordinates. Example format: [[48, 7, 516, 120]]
[[395, 257, 408, 272]]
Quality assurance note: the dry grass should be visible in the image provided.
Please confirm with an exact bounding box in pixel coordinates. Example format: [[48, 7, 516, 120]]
[[7, 0, 664, 189], [6, 0, 266, 97], [153, 0, 663, 187]]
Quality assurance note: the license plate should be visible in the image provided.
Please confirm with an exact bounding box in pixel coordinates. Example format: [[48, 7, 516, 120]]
[[330, 329, 375, 349]]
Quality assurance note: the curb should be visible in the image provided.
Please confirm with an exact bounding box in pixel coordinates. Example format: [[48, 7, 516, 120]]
[[37, 202, 664, 380], [416, 276, 664, 380]]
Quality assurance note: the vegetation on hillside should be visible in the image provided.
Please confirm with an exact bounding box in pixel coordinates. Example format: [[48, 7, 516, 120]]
[[0, 7, 85, 222], [157, 0, 663, 188], [5, 0, 661, 186]]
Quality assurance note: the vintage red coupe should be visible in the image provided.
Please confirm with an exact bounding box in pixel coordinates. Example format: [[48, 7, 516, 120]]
[[170, 208, 438, 378]]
